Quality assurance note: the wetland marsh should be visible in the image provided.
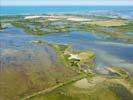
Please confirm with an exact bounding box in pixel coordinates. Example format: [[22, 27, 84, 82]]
[[0, 7, 133, 100]]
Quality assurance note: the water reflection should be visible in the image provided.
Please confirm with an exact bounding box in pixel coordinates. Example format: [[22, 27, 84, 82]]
[[0, 27, 133, 73]]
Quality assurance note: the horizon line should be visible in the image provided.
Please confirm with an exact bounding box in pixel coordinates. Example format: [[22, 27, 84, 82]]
[[1, 5, 133, 6]]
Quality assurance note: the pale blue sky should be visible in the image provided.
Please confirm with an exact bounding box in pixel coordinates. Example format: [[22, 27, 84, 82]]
[[1, 0, 133, 6]]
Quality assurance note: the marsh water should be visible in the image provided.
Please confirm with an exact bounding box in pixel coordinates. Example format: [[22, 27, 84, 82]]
[[0, 27, 62, 70], [43, 31, 133, 73], [0, 26, 133, 73]]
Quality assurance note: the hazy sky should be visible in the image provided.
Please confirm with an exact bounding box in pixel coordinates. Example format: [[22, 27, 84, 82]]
[[1, 0, 133, 6]]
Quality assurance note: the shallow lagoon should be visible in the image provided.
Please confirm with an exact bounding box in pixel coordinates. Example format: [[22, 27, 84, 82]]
[[1, 27, 133, 71], [43, 31, 133, 72], [0, 27, 58, 66], [1, 27, 133, 73]]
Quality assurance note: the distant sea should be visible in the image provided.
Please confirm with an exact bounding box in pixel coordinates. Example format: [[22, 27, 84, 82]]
[[0, 6, 133, 18]]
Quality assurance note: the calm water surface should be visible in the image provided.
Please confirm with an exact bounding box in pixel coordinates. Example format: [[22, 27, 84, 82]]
[[0, 27, 133, 73], [1, 6, 133, 18]]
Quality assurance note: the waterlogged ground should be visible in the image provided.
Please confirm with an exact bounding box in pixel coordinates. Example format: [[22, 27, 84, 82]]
[[1, 27, 133, 72], [0, 27, 79, 100], [0, 14, 133, 100], [43, 31, 133, 73]]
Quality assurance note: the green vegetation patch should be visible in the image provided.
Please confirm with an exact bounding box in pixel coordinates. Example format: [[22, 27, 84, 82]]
[[29, 74, 133, 100]]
